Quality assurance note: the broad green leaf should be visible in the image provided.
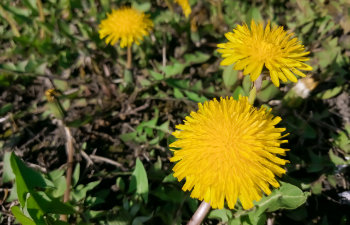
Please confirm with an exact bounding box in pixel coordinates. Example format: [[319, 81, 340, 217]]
[[163, 62, 186, 77], [257, 83, 280, 102], [116, 177, 126, 192], [11, 206, 36, 225], [317, 86, 342, 99], [10, 153, 46, 206], [173, 88, 184, 99], [233, 86, 246, 99], [132, 214, 153, 225], [311, 182, 322, 195], [184, 91, 208, 102], [223, 65, 238, 89], [149, 71, 164, 81], [246, 7, 263, 23], [2, 152, 15, 183], [329, 150, 346, 165], [131, 2, 151, 12], [129, 159, 149, 203], [208, 209, 233, 222], [334, 128, 350, 153], [254, 182, 308, 215], [183, 52, 210, 65], [119, 132, 137, 142], [242, 76, 252, 94], [0, 103, 13, 116], [247, 213, 267, 225], [151, 186, 184, 203], [29, 192, 75, 214], [162, 173, 177, 183], [72, 180, 101, 202]]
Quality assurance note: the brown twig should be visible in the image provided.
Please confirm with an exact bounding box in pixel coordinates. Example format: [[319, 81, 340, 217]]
[[60, 125, 74, 222], [187, 201, 211, 225], [126, 45, 132, 69], [89, 154, 126, 171]]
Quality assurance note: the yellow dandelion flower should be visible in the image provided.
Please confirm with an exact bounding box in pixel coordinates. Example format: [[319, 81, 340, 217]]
[[169, 96, 289, 210], [217, 20, 312, 87], [98, 7, 153, 48], [174, 0, 191, 18], [45, 88, 60, 102]]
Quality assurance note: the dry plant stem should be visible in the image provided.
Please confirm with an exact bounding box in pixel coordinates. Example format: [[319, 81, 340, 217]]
[[0, 5, 20, 37], [126, 45, 132, 70], [36, 0, 45, 39], [187, 201, 211, 225], [60, 125, 74, 222], [217, 1, 223, 21], [164, 0, 174, 12]]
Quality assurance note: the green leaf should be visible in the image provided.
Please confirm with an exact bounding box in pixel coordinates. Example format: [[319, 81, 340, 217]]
[[29, 192, 75, 214], [129, 158, 149, 203], [208, 209, 233, 222], [255, 182, 308, 215], [184, 91, 208, 103], [173, 88, 184, 99], [149, 70, 164, 81], [329, 150, 346, 165], [131, 2, 151, 12], [2, 152, 15, 183], [245, 182, 308, 225], [10, 153, 46, 206], [11, 206, 36, 225], [132, 214, 153, 225], [222, 65, 238, 89], [116, 177, 126, 192], [257, 82, 280, 102], [246, 7, 263, 23], [311, 182, 322, 195], [183, 52, 210, 65], [0, 103, 13, 116], [151, 185, 184, 203], [72, 180, 100, 202], [317, 86, 342, 99], [233, 86, 246, 99], [119, 131, 138, 142], [163, 62, 186, 77], [72, 163, 80, 187], [242, 76, 252, 94]]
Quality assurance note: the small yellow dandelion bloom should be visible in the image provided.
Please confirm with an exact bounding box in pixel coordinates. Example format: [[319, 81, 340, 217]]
[[45, 88, 60, 102], [169, 96, 289, 210], [217, 20, 312, 87], [98, 7, 153, 48], [175, 0, 191, 18]]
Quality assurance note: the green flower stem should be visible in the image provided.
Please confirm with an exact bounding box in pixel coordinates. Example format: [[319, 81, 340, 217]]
[[127, 45, 132, 70], [36, 0, 45, 39], [248, 85, 257, 105]]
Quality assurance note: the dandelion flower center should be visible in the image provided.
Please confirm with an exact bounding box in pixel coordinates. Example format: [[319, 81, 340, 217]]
[[217, 20, 313, 87], [170, 96, 289, 210], [254, 41, 281, 61]]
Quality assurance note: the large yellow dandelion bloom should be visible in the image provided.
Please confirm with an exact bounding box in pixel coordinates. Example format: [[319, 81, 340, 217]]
[[174, 0, 191, 18], [169, 96, 289, 210], [98, 7, 153, 48], [217, 20, 312, 87]]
